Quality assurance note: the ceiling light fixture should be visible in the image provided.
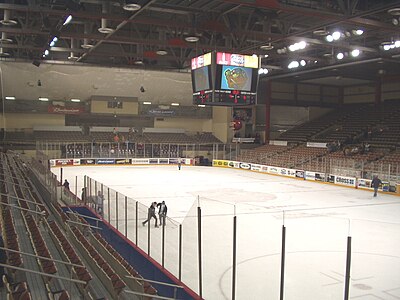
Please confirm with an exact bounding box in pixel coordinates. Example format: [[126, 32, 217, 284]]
[[70, 98, 81, 102], [332, 31, 341, 40], [143, 101, 152, 105], [313, 29, 329, 36], [98, 3, 114, 34], [156, 49, 168, 56], [185, 36, 200, 43], [5, 96, 15, 100], [38, 97, 49, 101], [123, 0, 141, 11], [197, 104, 206, 107], [288, 61, 299, 69], [337, 52, 344, 60], [326, 35, 334, 42], [63, 15, 73, 26], [0, 32, 12, 43], [353, 29, 364, 35], [171, 102, 180, 106], [260, 43, 274, 50], [388, 8, 400, 16], [0, 10, 17, 26], [351, 49, 360, 57]]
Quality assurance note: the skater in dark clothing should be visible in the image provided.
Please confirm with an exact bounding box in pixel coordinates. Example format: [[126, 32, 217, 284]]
[[178, 158, 182, 170], [371, 175, 382, 197], [142, 202, 158, 227], [63, 179, 70, 191], [157, 201, 168, 226]]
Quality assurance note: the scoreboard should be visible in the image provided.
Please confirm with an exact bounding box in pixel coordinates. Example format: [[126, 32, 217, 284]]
[[191, 52, 260, 106]]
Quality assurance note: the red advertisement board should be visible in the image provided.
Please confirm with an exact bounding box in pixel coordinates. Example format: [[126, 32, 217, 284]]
[[48, 105, 84, 115]]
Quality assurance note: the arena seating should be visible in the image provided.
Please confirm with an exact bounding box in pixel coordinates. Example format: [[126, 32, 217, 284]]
[[1, 153, 167, 299]]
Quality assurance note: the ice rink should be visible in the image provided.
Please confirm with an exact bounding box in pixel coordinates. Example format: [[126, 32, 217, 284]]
[[57, 165, 400, 300]]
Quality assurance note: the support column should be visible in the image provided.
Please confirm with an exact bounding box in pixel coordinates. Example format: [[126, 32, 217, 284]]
[[265, 80, 272, 143]]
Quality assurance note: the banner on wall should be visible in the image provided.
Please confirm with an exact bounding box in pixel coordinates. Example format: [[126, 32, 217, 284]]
[[115, 159, 131, 164], [295, 170, 305, 179], [357, 178, 372, 189], [381, 181, 390, 192], [335, 175, 356, 187], [315, 172, 325, 181], [48, 105, 84, 114], [81, 159, 96, 165], [159, 159, 169, 164], [96, 159, 115, 164], [131, 158, 149, 164], [268, 166, 279, 174], [239, 162, 251, 170], [305, 171, 316, 180], [54, 159, 74, 166], [251, 164, 262, 171], [327, 175, 335, 183], [269, 140, 287, 146], [306, 142, 327, 148]]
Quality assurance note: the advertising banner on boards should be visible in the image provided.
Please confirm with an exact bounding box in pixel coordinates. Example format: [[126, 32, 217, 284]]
[[54, 159, 74, 166], [334, 175, 356, 187], [96, 159, 115, 165], [115, 159, 131, 164], [81, 159, 96, 165]]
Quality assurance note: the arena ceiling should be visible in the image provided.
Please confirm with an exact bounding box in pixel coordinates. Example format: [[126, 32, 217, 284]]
[[1, 0, 400, 83]]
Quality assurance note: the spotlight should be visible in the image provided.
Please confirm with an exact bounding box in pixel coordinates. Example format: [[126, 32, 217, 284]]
[[332, 31, 341, 40], [353, 29, 364, 35], [336, 52, 344, 60], [63, 15, 73, 26], [326, 35, 334, 42], [288, 61, 299, 69], [351, 49, 360, 57], [300, 60, 306, 66]]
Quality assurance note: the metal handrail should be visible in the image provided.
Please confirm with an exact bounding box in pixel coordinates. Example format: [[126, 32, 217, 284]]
[[66, 219, 102, 230], [0, 246, 84, 268], [0, 192, 46, 206], [0, 263, 87, 285], [0, 202, 47, 216], [65, 210, 103, 222]]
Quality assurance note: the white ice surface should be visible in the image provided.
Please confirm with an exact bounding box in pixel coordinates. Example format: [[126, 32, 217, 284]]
[[57, 165, 400, 300]]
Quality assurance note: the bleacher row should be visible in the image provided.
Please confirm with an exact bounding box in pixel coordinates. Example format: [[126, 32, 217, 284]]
[[0, 153, 160, 300], [5, 131, 223, 145], [239, 102, 400, 173], [277, 102, 400, 147]]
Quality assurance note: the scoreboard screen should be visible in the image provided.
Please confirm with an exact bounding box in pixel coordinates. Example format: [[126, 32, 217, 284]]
[[192, 52, 259, 106]]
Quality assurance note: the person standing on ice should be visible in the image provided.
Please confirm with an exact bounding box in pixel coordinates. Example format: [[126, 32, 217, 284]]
[[178, 158, 182, 170], [157, 201, 168, 226], [143, 202, 158, 227], [371, 175, 382, 197]]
